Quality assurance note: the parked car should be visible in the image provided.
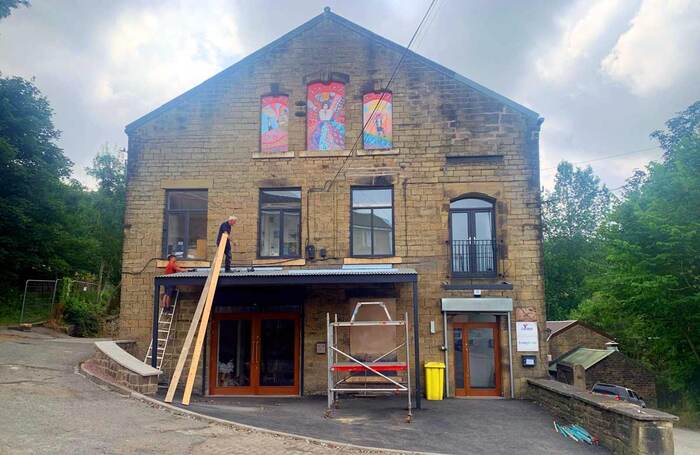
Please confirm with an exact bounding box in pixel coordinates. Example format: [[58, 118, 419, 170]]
[[591, 383, 646, 407]]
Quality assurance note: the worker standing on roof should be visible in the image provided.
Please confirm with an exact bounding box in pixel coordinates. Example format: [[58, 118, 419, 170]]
[[217, 215, 237, 272]]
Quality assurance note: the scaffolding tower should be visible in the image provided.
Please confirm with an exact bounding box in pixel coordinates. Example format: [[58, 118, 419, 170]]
[[326, 301, 412, 422]]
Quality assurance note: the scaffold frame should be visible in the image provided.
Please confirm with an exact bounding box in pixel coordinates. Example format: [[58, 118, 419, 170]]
[[326, 301, 412, 422]]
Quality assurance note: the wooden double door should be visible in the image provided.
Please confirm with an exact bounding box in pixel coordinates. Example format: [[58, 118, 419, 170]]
[[453, 322, 501, 397], [209, 312, 300, 395]]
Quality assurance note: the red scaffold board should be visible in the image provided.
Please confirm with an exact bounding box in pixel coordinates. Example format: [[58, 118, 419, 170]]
[[331, 362, 408, 372]]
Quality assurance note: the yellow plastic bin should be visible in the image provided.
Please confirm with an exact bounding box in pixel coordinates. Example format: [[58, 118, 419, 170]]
[[424, 361, 445, 400]]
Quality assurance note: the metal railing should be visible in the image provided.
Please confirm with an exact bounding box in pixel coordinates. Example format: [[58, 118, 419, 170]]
[[450, 239, 497, 277]]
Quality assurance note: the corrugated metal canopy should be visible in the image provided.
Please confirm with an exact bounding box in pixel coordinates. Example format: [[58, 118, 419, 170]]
[[155, 266, 418, 286]]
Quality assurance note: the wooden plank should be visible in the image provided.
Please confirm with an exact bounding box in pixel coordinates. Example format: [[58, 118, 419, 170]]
[[163, 232, 227, 403], [181, 232, 228, 405]]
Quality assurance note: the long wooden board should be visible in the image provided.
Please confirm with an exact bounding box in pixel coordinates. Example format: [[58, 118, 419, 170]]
[[164, 232, 228, 403], [181, 232, 228, 405]]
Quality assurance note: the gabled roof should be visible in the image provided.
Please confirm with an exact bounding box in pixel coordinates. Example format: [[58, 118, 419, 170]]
[[546, 320, 578, 339], [546, 319, 615, 342], [557, 347, 616, 370], [125, 7, 539, 134]]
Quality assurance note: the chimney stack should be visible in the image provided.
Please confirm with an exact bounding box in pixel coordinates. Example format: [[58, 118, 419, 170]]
[[605, 341, 619, 351]]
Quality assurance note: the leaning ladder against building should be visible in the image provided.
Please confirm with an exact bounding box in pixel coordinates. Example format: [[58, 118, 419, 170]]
[[144, 289, 180, 370], [327, 301, 412, 422]]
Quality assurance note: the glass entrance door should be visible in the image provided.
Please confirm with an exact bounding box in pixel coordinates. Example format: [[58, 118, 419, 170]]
[[453, 322, 501, 397], [209, 313, 299, 395]]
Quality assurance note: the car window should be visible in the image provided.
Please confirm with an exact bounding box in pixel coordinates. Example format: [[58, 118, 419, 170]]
[[594, 387, 616, 395]]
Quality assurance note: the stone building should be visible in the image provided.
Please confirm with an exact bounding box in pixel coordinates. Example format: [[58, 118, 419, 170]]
[[555, 347, 657, 405], [119, 8, 547, 402], [546, 319, 614, 361]]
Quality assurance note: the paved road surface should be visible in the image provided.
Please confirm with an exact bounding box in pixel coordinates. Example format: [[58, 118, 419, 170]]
[[1, 327, 695, 454], [0, 328, 387, 454], [675, 427, 700, 455]]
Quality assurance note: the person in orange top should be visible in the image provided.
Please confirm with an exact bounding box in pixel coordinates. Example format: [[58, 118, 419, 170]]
[[162, 254, 186, 312]]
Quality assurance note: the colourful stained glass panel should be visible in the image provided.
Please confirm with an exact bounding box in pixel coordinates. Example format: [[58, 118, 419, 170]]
[[260, 95, 289, 153], [363, 92, 392, 150], [307, 82, 345, 150]]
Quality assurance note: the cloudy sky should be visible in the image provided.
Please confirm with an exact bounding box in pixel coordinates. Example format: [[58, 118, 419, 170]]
[[1, 0, 698, 189]]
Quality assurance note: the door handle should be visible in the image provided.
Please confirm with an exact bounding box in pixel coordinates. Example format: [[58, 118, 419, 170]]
[[253, 338, 260, 362]]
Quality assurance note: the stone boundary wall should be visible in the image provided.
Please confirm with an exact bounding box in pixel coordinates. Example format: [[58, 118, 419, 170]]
[[526, 379, 677, 455], [90, 341, 160, 395]]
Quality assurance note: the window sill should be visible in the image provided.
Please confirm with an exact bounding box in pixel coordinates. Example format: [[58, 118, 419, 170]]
[[156, 259, 210, 268], [356, 149, 399, 156], [251, 149, 400, 159], [252, 151, 295, 159], [450, 274, 499, 280], [253, 258, 306, 266], [344, 257, 402, 265], [298, 149, 352, 158]]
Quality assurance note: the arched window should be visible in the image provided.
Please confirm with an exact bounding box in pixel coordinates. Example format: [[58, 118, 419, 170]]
[[449, 196, 497, 277]]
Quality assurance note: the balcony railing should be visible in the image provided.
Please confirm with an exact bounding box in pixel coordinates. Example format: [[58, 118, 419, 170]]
[[451, 239, 497, 277]]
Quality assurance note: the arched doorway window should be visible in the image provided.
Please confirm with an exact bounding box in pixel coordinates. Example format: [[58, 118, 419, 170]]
[[449, 196, 497, 277]]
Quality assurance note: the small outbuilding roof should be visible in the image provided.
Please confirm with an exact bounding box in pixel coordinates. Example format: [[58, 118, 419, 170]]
[[546, 320, 578, 337], [546, 319, 615, 342], [549, 347, 617, 374]]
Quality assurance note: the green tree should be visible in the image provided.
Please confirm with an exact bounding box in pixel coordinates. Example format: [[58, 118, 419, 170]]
[[651, 101, 700, 155], [542, 162, 614, 239], [577, 103, 700, 417], [542, 162, 614, 319], [0, 75, 77, 284], [87, 146, 126, 284], [0, 0, 29, 20]]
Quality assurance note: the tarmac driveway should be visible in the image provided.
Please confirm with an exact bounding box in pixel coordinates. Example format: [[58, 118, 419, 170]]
[[10, 327, 695, 454], [0, 327, 387, 454]]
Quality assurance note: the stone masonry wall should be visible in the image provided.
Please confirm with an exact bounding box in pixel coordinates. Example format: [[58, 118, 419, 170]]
[[549, 324, 613, 360], [527, 379, 676, 455], [90, 350, 159, 395], [120, 12, 547, 397]]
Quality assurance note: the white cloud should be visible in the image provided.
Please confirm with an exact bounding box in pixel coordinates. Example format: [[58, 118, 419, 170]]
[[536, 0, 626, 84], [94, 0, 245, 121], [600, 0, 700, 95]]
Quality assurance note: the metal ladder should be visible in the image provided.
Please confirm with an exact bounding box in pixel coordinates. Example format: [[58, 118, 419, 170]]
[[144, 290, 179, 370]]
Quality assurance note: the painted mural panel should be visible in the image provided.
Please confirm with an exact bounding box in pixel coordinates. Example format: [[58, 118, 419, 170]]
[[307, 82, 345, 150], [363, 92, 392, 149], [260, 95, 289, 153]]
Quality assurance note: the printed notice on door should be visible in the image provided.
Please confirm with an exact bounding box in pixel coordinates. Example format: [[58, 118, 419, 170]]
[[516, 322, 539, 352]]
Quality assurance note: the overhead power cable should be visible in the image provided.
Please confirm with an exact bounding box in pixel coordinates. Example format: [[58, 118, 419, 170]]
[[323, 0, 439, 191], [540, 145, 662, 173]]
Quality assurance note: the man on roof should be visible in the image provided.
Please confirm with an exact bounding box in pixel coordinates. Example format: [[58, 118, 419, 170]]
[[217, 215, 237, 273]]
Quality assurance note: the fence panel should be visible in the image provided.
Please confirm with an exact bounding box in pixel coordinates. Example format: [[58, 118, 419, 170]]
[[20, 279, 58, 324]]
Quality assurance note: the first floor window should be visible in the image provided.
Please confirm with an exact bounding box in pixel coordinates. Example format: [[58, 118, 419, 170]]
[[164, 190, 208, 259], [351, 187, 394, 257], [258, 188, 301, 258], [449, 196, 496, 276]]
